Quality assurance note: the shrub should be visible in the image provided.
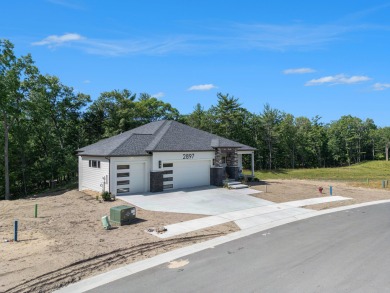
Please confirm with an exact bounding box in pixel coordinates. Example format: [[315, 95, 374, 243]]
[[101, 191, 112, 201]]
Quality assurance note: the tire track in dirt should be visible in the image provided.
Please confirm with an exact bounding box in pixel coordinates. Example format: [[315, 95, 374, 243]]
[[5, 233, 222, 293]]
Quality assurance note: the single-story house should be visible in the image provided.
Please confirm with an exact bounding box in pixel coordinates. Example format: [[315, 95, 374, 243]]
[[77, 120, 256, 195]]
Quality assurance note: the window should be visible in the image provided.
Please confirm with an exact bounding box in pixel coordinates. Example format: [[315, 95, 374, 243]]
[[163, 163, 173, 168], [163, 184, 173, 189], [89, 160, 100, 168], [117, 165, 130, 170], [163, 170, 173, 175], [117, 188, 130, 193], [221, 156, 226, 164], [117, 172, 130, 177], [117, 180, 130, 185], [163, 177, 173, 182]]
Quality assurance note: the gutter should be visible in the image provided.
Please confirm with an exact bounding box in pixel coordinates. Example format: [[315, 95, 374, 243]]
[[104, 156, 111, 194]]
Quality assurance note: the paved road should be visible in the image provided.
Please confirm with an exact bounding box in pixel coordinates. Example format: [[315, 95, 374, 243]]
[[89, 203, 390, 293]]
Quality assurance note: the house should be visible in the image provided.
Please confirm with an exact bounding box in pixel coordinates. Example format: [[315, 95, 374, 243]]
[[77, 120, 256, 195]]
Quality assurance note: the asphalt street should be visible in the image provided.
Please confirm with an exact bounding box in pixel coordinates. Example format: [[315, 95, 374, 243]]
[[88, 203, 390, 293]]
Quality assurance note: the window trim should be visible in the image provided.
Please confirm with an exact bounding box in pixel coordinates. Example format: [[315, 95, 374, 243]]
[[117, 172, 130, 178], [89, 160, 101, 168], [117, 187, 130, 194], [117, 164, 130, 170], [117, 180, 130, 186], [163, 184, 173, 189]]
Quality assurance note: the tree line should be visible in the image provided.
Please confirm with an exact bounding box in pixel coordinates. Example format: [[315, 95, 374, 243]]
[[1, 40, 390, 199]]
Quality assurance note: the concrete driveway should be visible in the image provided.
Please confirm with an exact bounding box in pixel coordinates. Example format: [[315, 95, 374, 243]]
[[117, 186, 272, 215], [118, 186, 351, 239]]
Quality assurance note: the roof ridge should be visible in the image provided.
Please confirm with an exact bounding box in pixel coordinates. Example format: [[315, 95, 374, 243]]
[[145, 120, 172, 152], [174, 122, 250, 148], [108, 132, 135, 156]]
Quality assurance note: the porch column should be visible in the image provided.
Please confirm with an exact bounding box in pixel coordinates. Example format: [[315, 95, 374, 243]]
[[251, 152, 255, 177], [215, 148, 222, 167]]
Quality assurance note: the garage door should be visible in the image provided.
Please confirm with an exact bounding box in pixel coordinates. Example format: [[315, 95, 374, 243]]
[[165, 160, 210, 190], [115, 162, 146, 194]]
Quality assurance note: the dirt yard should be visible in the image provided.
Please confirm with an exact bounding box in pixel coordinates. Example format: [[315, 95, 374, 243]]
[[0, 190, 238, 293], [2, 180, 390, 293], [250, 179, 390, 210]]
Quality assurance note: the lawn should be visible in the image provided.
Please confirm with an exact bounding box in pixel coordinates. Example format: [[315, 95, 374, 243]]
[[251, 161, 390, 186]]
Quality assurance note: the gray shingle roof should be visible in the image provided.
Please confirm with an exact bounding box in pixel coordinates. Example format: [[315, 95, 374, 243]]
[[77, 120, 255, 156]]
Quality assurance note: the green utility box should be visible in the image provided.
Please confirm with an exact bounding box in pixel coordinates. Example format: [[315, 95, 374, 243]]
[[110, 205, 136, 226]]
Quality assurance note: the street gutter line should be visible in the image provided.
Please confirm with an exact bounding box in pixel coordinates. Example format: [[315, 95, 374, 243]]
[[56, 199, 390, 293]]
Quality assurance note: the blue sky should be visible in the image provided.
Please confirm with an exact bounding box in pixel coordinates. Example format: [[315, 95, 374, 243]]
[[2, 0, 390, 126]]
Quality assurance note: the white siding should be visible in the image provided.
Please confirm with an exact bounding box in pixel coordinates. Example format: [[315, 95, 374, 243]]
[[79, 156, 110, 193], [78, 155, 83, 191], [152, 151, 214, 170]]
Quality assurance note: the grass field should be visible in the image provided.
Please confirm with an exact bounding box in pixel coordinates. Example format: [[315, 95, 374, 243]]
[[251, 161, 390, 188]]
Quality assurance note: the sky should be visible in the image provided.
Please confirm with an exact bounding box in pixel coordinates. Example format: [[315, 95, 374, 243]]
[[1, 0, 390, 126]]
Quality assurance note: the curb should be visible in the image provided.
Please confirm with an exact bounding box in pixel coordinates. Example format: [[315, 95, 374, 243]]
[[56, 199, 390, 292]]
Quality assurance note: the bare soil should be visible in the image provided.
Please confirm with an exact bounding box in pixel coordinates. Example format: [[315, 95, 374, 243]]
[[2, 180, 390, 293], [249, 179, 390, 210], [0, 190, 238, 293]]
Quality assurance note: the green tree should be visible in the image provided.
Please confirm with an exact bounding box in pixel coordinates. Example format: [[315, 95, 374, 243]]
[[260, 104, 283, 169], [0, 39, 37, 199], [327, 115, 374, 166], [279, 114, 297, 168], [186, 103, 206, 130], [210, 93, 243, 139], [26, 74, 90, 191], [134, 93, 180, 124], [376, 127, 390, 161]]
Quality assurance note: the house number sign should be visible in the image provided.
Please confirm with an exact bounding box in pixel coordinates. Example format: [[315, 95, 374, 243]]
[[182, 153, 195, 159]]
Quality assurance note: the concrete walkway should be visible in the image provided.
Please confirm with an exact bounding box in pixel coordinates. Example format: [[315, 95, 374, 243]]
[[150, 196, 351, 238], [118, 186, 351, 239], [57, 200, 390, 293]]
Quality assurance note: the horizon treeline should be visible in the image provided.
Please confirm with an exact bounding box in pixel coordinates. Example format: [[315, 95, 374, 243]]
[[1, 39, 390, 199]]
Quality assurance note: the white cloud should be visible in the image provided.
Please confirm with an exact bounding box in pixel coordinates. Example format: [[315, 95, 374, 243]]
[[232, 23, 353, 51], [31, 33, 190, 56], [188, 84, 217, 91], [152, 92, 165, 98], [283, 68, 316, 74], [47, 0, 83, 9], [32, 33, 84, 47], [373, 83, 390, 91], [83, 80, 91, 84], [305, 74, 371, 86], [31, 21, 390, 57]]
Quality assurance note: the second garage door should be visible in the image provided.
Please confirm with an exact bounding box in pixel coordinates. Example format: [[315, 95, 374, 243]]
[[167, 160, 211, 189]]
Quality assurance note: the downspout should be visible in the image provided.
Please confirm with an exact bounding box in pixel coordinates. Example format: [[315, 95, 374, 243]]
[[105, 157, 111, 194]]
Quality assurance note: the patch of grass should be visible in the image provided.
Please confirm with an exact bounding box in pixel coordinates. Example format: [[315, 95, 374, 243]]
[[248, 161, 390, 183]]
